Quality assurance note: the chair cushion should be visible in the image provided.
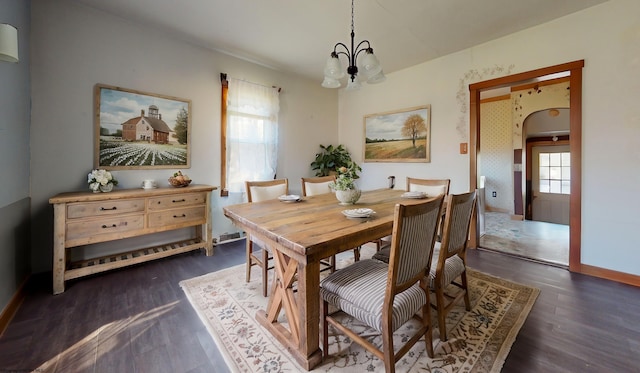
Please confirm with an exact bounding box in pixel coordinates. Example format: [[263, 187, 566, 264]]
[[304, 181, 333, 196], [428, 243, 465, 288], [249, 184, 287, 202], [409, 184, 447, 197], [321, 259, 426, 333]]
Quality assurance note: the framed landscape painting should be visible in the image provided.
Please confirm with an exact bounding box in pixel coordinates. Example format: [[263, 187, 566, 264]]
[[94, 84, 192, 170], [364, 105, 431, 163]]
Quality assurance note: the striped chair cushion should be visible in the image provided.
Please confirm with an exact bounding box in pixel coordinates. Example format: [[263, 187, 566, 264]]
[[321, 259, 426, 333], [428, 243, 465, 288]]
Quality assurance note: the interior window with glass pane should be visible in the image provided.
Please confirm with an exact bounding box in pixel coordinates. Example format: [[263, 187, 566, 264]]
[[539, 152, 570, 194]]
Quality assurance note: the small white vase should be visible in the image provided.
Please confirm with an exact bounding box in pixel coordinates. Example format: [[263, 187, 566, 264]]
[[99, 183, 114, 193], [335, 188, 361, 205]]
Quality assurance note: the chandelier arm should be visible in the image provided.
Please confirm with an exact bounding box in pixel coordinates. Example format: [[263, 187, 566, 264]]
[[353, 40, 372, 62], [333, 42, 353, 60], [354, 40, 372, 54]]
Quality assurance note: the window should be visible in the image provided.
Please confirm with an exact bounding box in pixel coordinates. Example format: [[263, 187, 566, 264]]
[[220, 75, 280, 195], [539, 152, 570, 194]]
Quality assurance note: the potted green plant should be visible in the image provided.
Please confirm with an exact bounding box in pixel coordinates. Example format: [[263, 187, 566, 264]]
[[310, 144, 361, 178]]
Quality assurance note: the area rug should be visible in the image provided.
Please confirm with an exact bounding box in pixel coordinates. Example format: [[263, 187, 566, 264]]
[[180, 257, 538, 373]]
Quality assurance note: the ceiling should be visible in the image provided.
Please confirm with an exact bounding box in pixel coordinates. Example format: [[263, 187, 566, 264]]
[[72, 0, 607, 83]]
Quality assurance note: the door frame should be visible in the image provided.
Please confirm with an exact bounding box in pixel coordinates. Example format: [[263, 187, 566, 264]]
[[469, 60, 583, 272]]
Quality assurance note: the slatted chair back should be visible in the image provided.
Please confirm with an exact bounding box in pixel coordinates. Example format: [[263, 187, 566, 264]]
[[437, 190, 476, 260], [388, 198, 444, 290]]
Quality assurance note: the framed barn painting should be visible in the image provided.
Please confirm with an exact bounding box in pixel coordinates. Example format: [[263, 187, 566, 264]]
[[94, 84, 192, 170], [364, 105, 431, 163]]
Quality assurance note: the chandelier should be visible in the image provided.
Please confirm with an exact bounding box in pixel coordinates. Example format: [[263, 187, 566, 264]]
[[321, 0, 385, 90]]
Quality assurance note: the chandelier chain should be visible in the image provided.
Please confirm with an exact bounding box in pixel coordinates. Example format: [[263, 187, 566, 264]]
[[351, 0, 355, 34]]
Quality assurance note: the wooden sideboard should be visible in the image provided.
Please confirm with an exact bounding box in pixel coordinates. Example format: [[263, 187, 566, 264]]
[[49, 184, 216, 294]]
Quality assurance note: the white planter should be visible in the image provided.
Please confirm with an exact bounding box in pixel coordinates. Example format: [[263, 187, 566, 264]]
[[99, 183, 114, 193], [335, 188, 361, 205]]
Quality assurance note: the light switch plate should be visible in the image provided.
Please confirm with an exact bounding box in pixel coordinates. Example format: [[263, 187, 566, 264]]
[[460, 143, 468, 154]]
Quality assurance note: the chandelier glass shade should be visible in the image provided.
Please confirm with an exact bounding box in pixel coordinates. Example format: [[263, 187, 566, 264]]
[[321, 0, 385, 89]]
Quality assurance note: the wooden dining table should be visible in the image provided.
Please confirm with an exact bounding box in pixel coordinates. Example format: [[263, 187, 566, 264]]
[[222, 188, 435, 370]]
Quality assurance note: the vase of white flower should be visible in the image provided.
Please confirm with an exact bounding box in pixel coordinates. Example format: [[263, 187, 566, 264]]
[[88, 169, 118, 193], [331, 164, 362, 205]]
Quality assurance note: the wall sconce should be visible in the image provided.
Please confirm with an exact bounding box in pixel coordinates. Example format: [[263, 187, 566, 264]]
[[0, 23, 19, 63]]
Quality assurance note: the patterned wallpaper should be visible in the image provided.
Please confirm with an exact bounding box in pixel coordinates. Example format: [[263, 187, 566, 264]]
[[512, 81, 570, 148], [480, 80, 570, 213], [480, 99, 512, 212]]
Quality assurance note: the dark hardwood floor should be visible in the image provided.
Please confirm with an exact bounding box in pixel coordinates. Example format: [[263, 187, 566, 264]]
[[1, 240, 639, 372]]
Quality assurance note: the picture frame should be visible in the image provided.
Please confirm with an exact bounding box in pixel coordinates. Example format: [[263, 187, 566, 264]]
[[364, 105, 431, 163], [94, 83, 192, 170]]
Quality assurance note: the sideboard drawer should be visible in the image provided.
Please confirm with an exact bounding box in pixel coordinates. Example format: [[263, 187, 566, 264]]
[[147, 192, 207, 211], [148, 206, 206, 228], [66, 214, 145, 242], [67, 199, 145, 219]]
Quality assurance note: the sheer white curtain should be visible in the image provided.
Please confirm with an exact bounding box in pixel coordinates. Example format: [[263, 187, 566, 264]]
[[226, 78, 280, 193]]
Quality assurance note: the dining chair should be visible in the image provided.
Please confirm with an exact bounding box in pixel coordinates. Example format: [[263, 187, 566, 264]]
[[301, 175, 335, 197], [373, 177, 451, 256], [301, 175, 361, 272], [245, 178, 289, 297], [320, 196, 444, 372], [406, 177, 450, 197], [429, 190, 476, 341]]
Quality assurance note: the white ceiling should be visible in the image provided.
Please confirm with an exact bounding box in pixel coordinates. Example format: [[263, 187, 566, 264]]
[[72, 0, 607, 83]]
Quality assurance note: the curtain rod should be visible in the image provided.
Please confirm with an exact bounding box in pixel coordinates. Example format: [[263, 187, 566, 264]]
[[220, 73, 281, 93]]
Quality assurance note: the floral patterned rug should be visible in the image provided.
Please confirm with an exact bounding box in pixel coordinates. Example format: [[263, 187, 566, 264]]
[[180, 257, 538, 373]]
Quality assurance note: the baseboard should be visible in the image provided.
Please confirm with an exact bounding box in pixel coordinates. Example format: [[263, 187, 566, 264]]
[[0, 275, 29, 337], [580, 264, 640, 287], [486, 206, 509, 213]]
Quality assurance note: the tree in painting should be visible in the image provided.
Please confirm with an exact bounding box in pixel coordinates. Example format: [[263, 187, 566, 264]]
[[401, 114, 427, 147], [173, 108, 189, 145]]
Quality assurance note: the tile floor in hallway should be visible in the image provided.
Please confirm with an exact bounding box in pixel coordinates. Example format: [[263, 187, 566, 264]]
[[479, 211, 569, 267]]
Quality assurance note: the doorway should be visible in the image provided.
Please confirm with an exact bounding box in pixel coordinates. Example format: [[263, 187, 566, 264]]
[[469, 60, 583, 272]]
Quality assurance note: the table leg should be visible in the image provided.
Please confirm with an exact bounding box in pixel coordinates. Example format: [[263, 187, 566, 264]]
[[255, 247, 322, 370], [52, 203, 66, 294]]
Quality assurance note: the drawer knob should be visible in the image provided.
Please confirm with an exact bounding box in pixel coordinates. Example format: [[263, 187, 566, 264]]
[[101, 224, 117, 229], [100, 206, 117, 211]]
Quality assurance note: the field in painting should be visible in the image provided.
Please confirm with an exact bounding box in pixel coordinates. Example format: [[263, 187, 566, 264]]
[[365, 138, 427, 160]]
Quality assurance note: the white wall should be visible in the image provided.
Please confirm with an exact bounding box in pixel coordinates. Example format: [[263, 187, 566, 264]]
[[339, 0, 640, 276], [29, 0, 338, 272]]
